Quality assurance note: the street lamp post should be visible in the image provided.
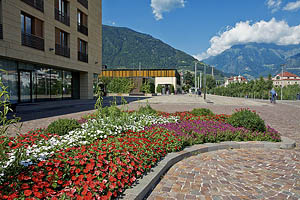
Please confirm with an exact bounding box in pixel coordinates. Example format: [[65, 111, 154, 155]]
[[204, 65, 206, 100], [194, 62, 197, 93], [280, 64, 285, 101]]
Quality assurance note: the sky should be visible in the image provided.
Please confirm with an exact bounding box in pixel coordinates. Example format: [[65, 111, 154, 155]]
[[102, 0, 300, 60]]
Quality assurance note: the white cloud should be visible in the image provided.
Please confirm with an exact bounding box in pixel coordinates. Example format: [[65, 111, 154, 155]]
[[283, 0, 300, 11], [266, 0, 282, 12], [151, 0, 185, 20], [194, 18, 300, 60]]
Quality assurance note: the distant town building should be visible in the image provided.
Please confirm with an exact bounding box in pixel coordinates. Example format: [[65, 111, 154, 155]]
[[272, 72, 300, 87], [224, 75, 248, 87]]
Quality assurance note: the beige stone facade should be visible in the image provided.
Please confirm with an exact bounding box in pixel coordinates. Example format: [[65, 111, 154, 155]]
[[0, 0, 102, 101], [272, 72, 300, 87]]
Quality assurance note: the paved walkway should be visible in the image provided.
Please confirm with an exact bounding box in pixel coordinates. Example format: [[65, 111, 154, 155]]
[[129, 95, 300, 200]]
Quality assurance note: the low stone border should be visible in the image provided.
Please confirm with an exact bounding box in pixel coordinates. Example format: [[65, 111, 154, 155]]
[[121, 136, 296, 200]]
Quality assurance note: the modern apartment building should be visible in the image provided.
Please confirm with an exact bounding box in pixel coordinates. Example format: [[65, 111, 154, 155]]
[[0, 0, 102, 103]]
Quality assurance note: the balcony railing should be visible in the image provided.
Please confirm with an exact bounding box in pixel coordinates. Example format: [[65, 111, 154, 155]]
[[22, 32, 44, 51], [55, 44, 70, 58], [77, 23, 88, 36], [21, 0, 44, 12], [0, 24, 3, 40], [78, 0, 88, 9], [78, 51, 88, 63], [55, 8, 70, 26]]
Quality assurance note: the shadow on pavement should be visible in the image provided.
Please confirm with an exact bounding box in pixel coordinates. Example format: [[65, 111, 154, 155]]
[[8, 96, 149, 122]]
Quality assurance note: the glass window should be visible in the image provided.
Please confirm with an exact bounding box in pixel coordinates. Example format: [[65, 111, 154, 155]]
[[0, 59, 18, 103], [63, 71, 72, 98], [50, 69, 62, 99], [35, 67, 50, 100]]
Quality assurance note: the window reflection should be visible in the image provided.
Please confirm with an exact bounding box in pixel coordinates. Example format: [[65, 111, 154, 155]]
[[50, 69, 62, 99], [0, 60, 18, 103], [63, 71, 72, 98], [36, 68, 50, 100]]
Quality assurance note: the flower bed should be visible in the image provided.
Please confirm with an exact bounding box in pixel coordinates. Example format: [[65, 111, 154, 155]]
[[0, 110, 281, 199]]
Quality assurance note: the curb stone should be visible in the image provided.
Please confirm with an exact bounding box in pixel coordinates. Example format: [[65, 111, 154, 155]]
[[121, 136, 296, 200]]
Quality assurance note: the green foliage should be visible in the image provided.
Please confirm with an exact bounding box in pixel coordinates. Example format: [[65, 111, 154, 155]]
[[190, 108, 214, 116], [170, 85, 175, 94], [226, 109, 266, 132], [213, 78, 300, 100], [102, 25, 197, 70], [156, 84, 163, 93], [47, 119, 81, 136], [138, 104, 157, 115], [107, 78, 134, 93], [140, 80, 155, 93], [0, 70, 23, 168], [100, 106, 122, 118]]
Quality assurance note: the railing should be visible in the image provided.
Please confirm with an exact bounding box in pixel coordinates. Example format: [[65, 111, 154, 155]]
[[0, 24, 3, 39], [78, 0, 88, 9], [77, 23, 88, 36], [21, 0, 44, 12], [22, 32, 44, 51], [55, 44, 70, 58], [78, 51, 88, 63], [55, 8, 70, 26]]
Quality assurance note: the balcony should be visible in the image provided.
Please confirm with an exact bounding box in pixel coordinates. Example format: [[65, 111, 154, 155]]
[[77, 23, 88, 36], [22, 32, 44, 51], [21, 0, 44, 12], [0, 24, 3, 39], [78, 51, 88, 63], [55, 9, 70, 26], [55, 44, 70, 58], [78, 0, 88, 9]]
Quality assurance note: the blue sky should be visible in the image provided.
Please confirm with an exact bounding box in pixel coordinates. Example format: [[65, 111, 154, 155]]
[[103, 0, 300, 60]]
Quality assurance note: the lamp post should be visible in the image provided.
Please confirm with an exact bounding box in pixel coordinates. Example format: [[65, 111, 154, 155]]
[[204, 65, 206, 100], [280, 64, 285, 101], [194, 62, 197, 92]]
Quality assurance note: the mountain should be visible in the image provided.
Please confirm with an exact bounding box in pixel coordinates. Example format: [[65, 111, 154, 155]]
[[102, 25, 228, 78], [203, 43, 300, 79], [102, 25, 197, 70]]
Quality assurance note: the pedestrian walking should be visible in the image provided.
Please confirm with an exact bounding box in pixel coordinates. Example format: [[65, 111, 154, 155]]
[[270, 88, 277, 104]]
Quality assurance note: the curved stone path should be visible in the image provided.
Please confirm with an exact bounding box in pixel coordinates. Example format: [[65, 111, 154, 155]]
[[126, 95, 300, 200], [147, 148, 300, 200]]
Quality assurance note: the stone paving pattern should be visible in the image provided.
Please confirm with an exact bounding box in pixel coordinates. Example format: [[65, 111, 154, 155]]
[[131, 95, 300, 200]]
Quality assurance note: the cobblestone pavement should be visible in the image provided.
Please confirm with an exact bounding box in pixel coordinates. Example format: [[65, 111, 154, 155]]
[[126, 95, 300, 200]]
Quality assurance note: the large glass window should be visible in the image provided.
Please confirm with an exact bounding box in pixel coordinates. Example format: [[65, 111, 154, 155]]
[[63, 71, 72, 98], [0, 60, 18, 103], [35, 68, 50, 100], [50, 69, 62, 99]]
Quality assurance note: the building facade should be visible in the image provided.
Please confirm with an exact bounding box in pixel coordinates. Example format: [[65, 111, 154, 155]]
[[0, 0, 102, 103], [272, 72, 300, 87], [224, 75, 248, 87], [99, 69, 181, 94]]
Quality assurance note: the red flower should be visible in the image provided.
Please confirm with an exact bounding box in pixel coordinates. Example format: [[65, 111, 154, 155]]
[[24, 190, 32, 197]]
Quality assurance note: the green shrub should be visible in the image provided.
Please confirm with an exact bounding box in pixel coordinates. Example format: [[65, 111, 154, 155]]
[[138, 104, 157, 115], [100, 106, 122, 118], [156, 85, 162, 93], [170, 85, 175, 94], [107, 78, 134, 93], [226, 109, 266, 132], [190, 108, 214, 116], [47, 118, 81, 136]]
